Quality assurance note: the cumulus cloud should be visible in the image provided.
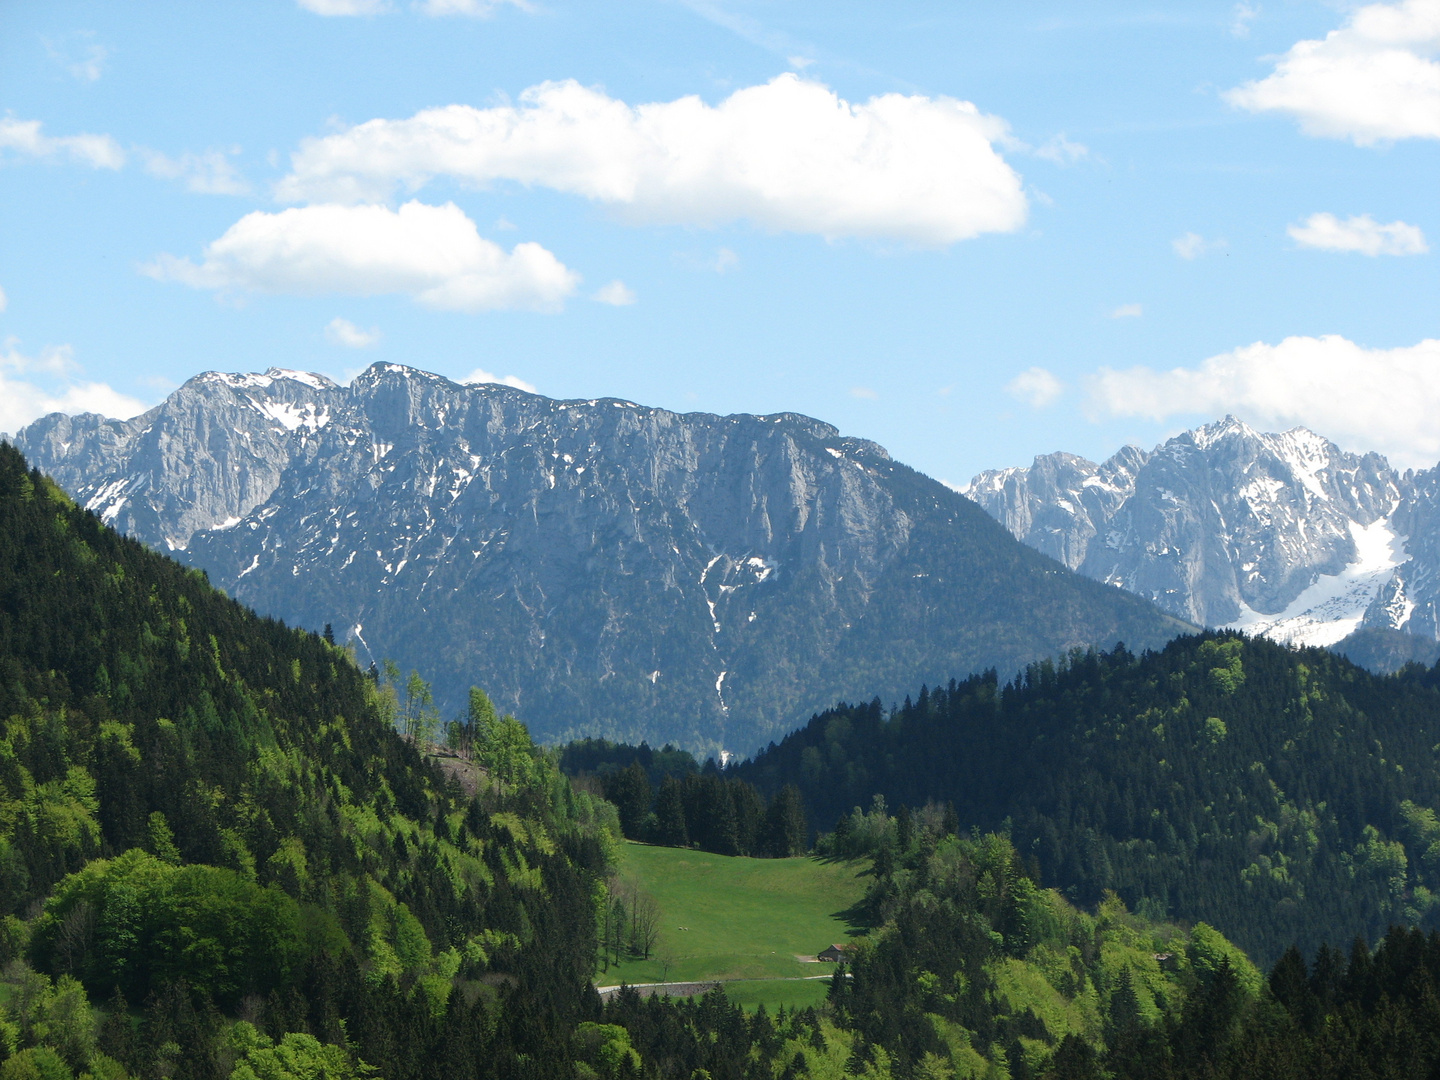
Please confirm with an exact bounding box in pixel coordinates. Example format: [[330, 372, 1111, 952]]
[[1007, 367, 1064, 408], [143, 200, 580, 312], [1287, 212, 1429, 255], [592, 280, 636, 306], [0, 340, 148, 435], [461, 368, 537, 392], [325, 317, 381, 348], [1224, 0, 1440, 145], [1172, 232, 1227, 259], [1085, 334, 1440, 468], [0, 116, 124, 169], [141, 148, 250, 195], [275, 74, 1028, 246], [1109, 303, 1143, 319]]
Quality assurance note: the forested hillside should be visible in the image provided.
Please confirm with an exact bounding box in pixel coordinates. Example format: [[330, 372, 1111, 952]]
[[7, 437, 1440, 1079], [737, 633, 1440, 965], [0, 441, 618, 1079]]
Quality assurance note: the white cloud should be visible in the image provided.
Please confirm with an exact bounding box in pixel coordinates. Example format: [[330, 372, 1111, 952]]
[[1007, 367, 1064, 408], [1109, 303, 1143, 319], [1230, 2, 1259, 38], [141, 148, 250, 195], [325, 317, 382, 348], [714, 247, 739, 273], [296, 0, 391, 14], [276, 74, 1028, 246], [1172, 232, 1226, 259], [1085, 334, 1440, 468], [1224, 0, 1440, 145], [849, 386, 878, 400], [1034, 134, 1089, 165], [0, 116, 125, 169], [0, 287, 7, 314], [1287, 212, 1429, 255], [44, 37, 109, 83], [592, 280, 636, 306], [143, 200, 580, 313], [416, 0, 533, 15], [0, 340, 148, 435], [461, 368, 537, 392]]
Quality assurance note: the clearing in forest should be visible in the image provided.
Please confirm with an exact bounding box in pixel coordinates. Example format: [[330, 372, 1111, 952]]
[[599, 843, 869, 987]]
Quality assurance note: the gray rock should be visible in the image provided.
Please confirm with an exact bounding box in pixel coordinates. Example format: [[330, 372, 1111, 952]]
[[14, 362, 1188, 755], [966, 416, 1438, 650]]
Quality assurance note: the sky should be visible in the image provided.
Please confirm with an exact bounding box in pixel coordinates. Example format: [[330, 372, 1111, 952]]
[[0, 0, 1436, 484]]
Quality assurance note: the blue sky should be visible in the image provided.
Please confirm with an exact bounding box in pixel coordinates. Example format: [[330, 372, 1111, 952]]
[[1, 0, 1436, 481]]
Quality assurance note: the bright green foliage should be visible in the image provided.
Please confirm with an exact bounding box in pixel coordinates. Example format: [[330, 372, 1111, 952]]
[[30, 849, 336, 1004], [572, 1022, 641, 1080], [0, 1047, 74, 1080], [227, 1022, 371, 1080]]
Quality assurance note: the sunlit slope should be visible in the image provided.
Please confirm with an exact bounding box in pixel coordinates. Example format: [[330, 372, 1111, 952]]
[[601, 843, 868, 985]]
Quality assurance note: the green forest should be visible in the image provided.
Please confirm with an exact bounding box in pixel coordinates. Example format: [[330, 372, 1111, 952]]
[[3, 438, 1440, 1079], [735, 635, 1440, 966]]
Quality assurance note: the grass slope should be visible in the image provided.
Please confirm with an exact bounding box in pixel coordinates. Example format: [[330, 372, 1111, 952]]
[[601, 844, 867, 986]]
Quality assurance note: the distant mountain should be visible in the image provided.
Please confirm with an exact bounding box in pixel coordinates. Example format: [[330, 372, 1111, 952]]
[[965, 416, 1440, 658], [11, 363, 1189, 754]]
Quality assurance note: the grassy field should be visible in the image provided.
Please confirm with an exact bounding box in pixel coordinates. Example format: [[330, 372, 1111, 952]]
[[720, 978, 833, 1012], [598, 843, 869, 988]]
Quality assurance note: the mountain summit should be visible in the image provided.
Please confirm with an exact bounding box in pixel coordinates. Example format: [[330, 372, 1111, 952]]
[[965, 416, 1440, 653], [13, 363, 1188, 753]]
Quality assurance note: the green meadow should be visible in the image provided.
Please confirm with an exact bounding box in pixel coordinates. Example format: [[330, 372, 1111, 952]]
[[598, 843, 869, 989]]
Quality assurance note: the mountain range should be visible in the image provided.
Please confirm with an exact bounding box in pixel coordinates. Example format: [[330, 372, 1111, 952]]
[[8, 363, 1186, 755], [964, 416, 1440, 667]]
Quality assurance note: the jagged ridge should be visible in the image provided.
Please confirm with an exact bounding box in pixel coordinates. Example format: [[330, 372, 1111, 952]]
[[13, 363, 1189, 755]]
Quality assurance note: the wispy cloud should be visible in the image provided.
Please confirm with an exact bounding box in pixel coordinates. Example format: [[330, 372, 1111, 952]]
[[1109, 303, 1143, 319], [849, 386, 878, 400], [1229, 2, 1259, 38], [44, 34, 110, 83], [592, 280, 636, 306], [0, 116, 124, 169], [1172, 232, 1226, 259], [461, 367, 537, 392], [296, 0, 533, 15], [1034, 134, 1090, 165], [325, 317, 382, 348], [1288, 212, 1428, 256], [1006, 367, 1064, 408], [141, 148, 251, 195]]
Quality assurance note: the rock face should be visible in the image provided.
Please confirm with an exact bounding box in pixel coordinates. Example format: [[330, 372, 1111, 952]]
[[12, 363, 1188, 754], [965, 417, 1440, 653]]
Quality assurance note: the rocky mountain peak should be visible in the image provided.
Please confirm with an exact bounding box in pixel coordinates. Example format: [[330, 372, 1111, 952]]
[[966, 419, 1436, 653], [9, 363, 1186, 753]]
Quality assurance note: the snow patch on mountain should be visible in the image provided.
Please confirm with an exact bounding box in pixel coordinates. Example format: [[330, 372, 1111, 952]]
[[1226, 516, 1409, 646]]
